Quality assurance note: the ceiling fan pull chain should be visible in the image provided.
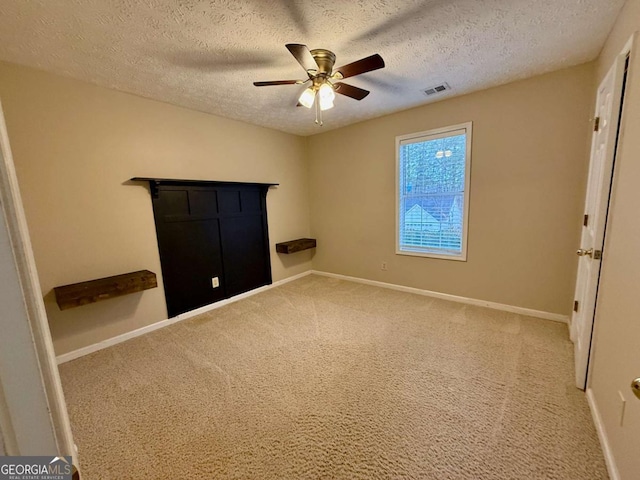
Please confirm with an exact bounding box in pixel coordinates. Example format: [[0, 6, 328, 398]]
[[315, 98, 324, 126], [315, 97, 321, 125]]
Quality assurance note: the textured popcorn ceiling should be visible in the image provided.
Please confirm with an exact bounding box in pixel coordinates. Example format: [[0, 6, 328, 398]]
[[0, 0, 625, 136]]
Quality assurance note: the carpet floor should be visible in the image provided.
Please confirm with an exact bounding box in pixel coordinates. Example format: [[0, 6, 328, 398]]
[[59, 275, 608, 479]]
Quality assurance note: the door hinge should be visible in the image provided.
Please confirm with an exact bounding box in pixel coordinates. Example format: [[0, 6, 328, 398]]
[[573, 300, 579, 312], [594, 116, 600, 132], [583, 214, 589, 227]]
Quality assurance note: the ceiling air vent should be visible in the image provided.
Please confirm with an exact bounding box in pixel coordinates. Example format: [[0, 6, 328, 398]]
[[422, 83, 451, 96]]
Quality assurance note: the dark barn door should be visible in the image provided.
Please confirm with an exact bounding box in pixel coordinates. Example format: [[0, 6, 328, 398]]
[[148, 180, 273, 317]]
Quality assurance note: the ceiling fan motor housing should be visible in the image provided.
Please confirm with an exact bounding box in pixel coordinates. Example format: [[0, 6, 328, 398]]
[[310, 49, 336, 76]]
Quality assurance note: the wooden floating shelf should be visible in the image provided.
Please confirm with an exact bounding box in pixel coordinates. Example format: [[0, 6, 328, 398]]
[[54, 270, 158, 310], [275, 238, 317, 254]]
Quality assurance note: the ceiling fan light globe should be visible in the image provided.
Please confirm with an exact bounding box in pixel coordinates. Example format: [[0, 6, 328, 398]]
[[298, 87, 315, 109], [319, 99, 334, 111], [318, 83, 336, 103]]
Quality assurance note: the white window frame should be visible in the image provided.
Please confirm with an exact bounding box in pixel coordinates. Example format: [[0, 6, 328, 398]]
[[395, 122, 472, 261]]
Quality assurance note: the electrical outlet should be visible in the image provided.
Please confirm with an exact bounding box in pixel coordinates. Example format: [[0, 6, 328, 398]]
[[212, 277, 219, 288], [618, 391, 626, 426], [381, 262, 388, 271]]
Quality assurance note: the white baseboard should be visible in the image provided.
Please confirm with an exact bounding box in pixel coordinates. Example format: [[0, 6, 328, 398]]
[[311, 270, 569, 323], [586, 388, 620, 480], [55, 270, 313, 365], [57, 269, 569, 364]]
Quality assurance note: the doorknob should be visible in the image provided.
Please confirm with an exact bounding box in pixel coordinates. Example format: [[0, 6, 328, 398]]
[[632, 378, 640, 400], [576, 248, 594, 257]]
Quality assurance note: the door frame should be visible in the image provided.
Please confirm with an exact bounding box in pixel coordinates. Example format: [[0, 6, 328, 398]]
[[581, 34, 635, 390], [0, 100, 77, 463]]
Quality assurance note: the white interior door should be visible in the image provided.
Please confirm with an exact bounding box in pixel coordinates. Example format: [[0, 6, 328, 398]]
[[571, 58, 626, 390]]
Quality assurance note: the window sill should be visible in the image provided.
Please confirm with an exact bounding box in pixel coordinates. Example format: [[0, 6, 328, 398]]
[[395, 249, 467, 262]]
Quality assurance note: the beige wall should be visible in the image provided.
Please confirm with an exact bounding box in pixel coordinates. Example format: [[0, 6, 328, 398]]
[[589, 1, 640, 478], [308, 64, 594, 315], [0, 61, 312, 355]]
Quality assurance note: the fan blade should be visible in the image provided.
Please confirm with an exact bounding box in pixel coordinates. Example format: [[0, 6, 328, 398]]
[[334, 54, 385, 79], [286, 44, 318, 73], [334, 82, 370, 100], [253, 80, 300, 86]]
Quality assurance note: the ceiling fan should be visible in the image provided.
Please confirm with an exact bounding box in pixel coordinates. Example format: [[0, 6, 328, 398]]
[[253, 44, 385, 124]]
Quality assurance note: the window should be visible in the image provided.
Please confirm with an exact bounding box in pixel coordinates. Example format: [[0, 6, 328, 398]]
[[396, 122, 472, 260]]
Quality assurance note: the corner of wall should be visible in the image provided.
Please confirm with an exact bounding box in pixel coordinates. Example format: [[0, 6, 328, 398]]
[[0, 62, 315, 354]]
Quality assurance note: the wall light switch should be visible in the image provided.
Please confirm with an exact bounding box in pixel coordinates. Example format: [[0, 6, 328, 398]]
[[212, 277, 219, 288]]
